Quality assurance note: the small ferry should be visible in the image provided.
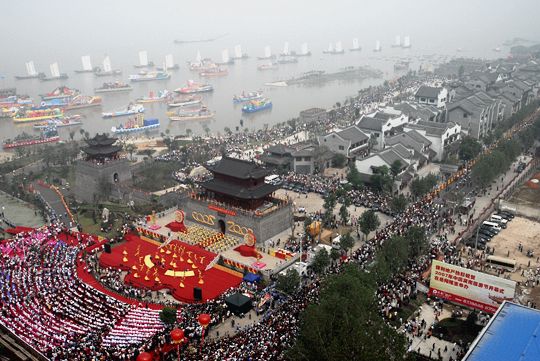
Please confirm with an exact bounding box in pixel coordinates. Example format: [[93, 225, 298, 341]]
[[102, 104, 144, 118], [40, 86, 79, 101], [94, 82, 133, 93], [242, 98, 272, 113], [277, 56, 298, 64], [233, 91, 263, 104], [3, 128, 60, 149], [168, 106, 214, 121], [175, 81, 214, 94], [136, 90, 171, 103], [258, 62, 278, 71], [167, 95, 202, 108], [199, 67, 228, 77], [129, 71, 170, 82], [111, 115, 160, 134], [13, 108, 64, 123], [33, 115, 83, 129], [40, 62, 69, 81], [65, 95, 102, 110], [15, 61, 45, 80]]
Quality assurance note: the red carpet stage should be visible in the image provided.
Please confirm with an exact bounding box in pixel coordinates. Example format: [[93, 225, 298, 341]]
[[99, 234, 242, 303]]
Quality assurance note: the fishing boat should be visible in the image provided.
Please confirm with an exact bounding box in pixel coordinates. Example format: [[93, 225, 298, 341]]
[[394, 61, 410, 71], [13, 108, 64, 123], [280, 42, 291, 56], [167, 95, 202, 108], [40, 86, 79, 101], [40, 62, 68, 81], [40, 98, 70, 108], [136, 90, 171, 103], [257, 62, 278, 71], [65, 95, 102, 110], [15, 61, 45, 80], [277, 56, 298, 64], [242, 98, 272, 113], [102, 104, 144, 118], [33, 115, 83, 129], [392, 35, 401, 48], [401, 36, 411, 49], [216, 49, 234, 65], [199, 66, 228, 77], [233, 91, 263, 104], [232, 44, 248, 60], [257, 46, 275, 60], [94, 82, 133, 93], [0, 108, 17, 119], [75, 56, 95, 73], [134, 50, 154, 68], [111, 115, 160, 134], [3, 128, 60, 149], [94, 56, 122, 77], [350, 38, 362, 52], [0, 95, 33, 107], [323, 41, 345, 54], [161, 54, 179, 70], [129, 71, 170, 82], [374, 40, 382, 52], [168, 106, 214, 121], [295, 43, 312, 57], [175, 81, 214, 94], [188, 51, 206, 71]]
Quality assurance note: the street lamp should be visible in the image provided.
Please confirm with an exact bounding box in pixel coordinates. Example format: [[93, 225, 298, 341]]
[[170, 328, 185, 361]]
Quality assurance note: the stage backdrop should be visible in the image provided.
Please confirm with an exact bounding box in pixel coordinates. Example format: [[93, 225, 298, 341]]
[[429, 260, 516, 314]]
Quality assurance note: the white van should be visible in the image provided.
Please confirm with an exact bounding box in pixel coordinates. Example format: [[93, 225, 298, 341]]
[[483, 221, 501, 231], [490, 214, 508, 228], [331, 235, 342, 249]]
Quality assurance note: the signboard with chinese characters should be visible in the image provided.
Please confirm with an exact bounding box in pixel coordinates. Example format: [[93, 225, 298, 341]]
[[429, 260, 516, 314]]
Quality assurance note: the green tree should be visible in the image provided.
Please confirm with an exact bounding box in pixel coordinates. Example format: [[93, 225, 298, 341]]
[[159, 307, 177, 326], [390, 159, 403, 179], [330, 248, 341, 264], [359, 210, 380, 240], [185, 128, 193, 138], [276, 268, 300, 294], [322, 192, 337, 227], [370, 165, 393, 193], [311, 248, 330, 274], [458, 64, 465, 79], [333, 153, 347, 168], [69, 130, 76, 142], [391, 194, 408, 214], [339, 232, 355, 254], [203, 125, 211, 137], [339, 204, 349, 225], [124, 143, 136, 160], [458, 136, 482, 161], [347, 162, 362, 189], [405, 226, 427, 259], [224, 126, 232, 136]]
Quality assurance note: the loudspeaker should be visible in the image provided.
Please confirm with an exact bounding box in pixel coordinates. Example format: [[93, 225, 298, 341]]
[[193, 287, 202, 301], [104, 243, 111, 253]]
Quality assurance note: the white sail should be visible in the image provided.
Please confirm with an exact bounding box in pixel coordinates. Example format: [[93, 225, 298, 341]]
[[196, 50, 202, 63], [335, 41, 343, 52], [26, 61, 37, 76], [301, 43, 309, 55], [395, 35, 401, 47], [283, 42, 290, 55], [50, 62, 60, 77], [221, 49, 230, 63], [165, 54, 174, 68], [352, 38, 359, 50], [327, 43, 334, 52], [103, 56, 112, 72], [403, 36, 411, 48], [138, 50, 149, 66], [234, 45, 243, 58], [81, 55, 92, 71], [264, 45, 271, 58], [375, 40, 381, 51]]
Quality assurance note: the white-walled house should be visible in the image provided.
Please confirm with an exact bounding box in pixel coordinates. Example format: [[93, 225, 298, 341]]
[[404, 121, 461, 161], [414, 86, 449, 108], [356, 107, 409, 151]]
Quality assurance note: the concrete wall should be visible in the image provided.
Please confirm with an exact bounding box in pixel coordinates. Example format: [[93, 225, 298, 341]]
[[180, 197, 293, 244], [73, 159, 132, 203]]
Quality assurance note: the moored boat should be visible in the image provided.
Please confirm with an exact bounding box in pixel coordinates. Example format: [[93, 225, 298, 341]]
[[33, 115, 83, 129], [242, 98, 272, 113], [75, 55, 95, 73], [129, 71, 170, 82], [102, 104, 144, 118], [258, 62, 278, 71], [3, 128, 60, 149], [136, 90, 171, 103], [175, 81, 214, 94], [13, 108, 64, 123], [40, 86, 80, 101], [233, 91, 263, 103], [350, 38, 362, 51], [15, 61, 45, 80], [167, 95, 202, 108], [277, 56, 298, 64], [94, 56, 122, 77], [168, 106, 214, 121], [134, 50, 154, 68], [94, 82, 133, 93], [111, 115, 160, 134], [65, 95, 102, 110], [40, 62, 69, 81], [199, 66, 228, 77]]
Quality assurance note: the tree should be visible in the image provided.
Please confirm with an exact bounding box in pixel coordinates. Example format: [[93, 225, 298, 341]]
[[458, 64, 465, 79], [322, 192, 337, 227], [186, 128, 193, 138], [339, 232, 355, 254], [358, 210, 380, 240], [330, 248, 341, 264], [68, 130, 76, 142], [391, 194, 408, 214], [405, 226, 427, 259], [458, 136, 482, 161], [276, 269, 300, 294], [347, 162, 362, 189], [224, 127, 232, 136], [159, 307, 177, 326], [370, 165, 393, 193], [339, 204, 349, 225], [333, 153, 347, 168], [125, 143, 136, 160], [203, 125, 211, 137], [311, 248, 330, 274], [390, 159, 403, 179]]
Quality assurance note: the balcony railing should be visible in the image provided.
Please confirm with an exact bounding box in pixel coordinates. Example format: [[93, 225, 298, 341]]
[[189, 193, 291, 218]]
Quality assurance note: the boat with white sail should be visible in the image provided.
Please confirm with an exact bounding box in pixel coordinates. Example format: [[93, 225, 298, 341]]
[[323, 41, 345, 54], [102, 103, 144, 118], [392, 35, 401, 48], [15, 61, 45, 80], [134, 50, 154, 68], [40, 62, 68, 81], [216, 49, 234, 65], [75, 56, 95, 73], [350, 38, 361, 51], [374, 40, 382, 52], [232, 44, 248, 60], [401, 36, 411, 49], [257, 46, 275, 60], [295, 43, 312, 57], [280, 42, 291, 56], [95, 56, 122, 77]]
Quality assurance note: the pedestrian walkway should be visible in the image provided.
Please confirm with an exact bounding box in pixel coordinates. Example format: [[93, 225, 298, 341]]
[[33, 182, 71, 225]]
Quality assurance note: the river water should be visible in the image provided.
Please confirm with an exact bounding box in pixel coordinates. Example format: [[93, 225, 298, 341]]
[[0, 37, 502, 144]]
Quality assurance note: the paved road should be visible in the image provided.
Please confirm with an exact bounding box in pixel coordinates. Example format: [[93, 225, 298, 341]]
[[33, 182, 71, 225]]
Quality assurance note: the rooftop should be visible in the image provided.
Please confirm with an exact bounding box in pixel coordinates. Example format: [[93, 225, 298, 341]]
[[415, 85, 443, 99], [357, 115, 384, 131], [463, 302, 540, 361], [200, 178, 279, 200], [206, 156, 269, 180], [336, 125, 369, 142]]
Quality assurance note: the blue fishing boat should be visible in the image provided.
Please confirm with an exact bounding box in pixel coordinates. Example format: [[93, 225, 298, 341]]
[[242, 98, 272, 113]]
